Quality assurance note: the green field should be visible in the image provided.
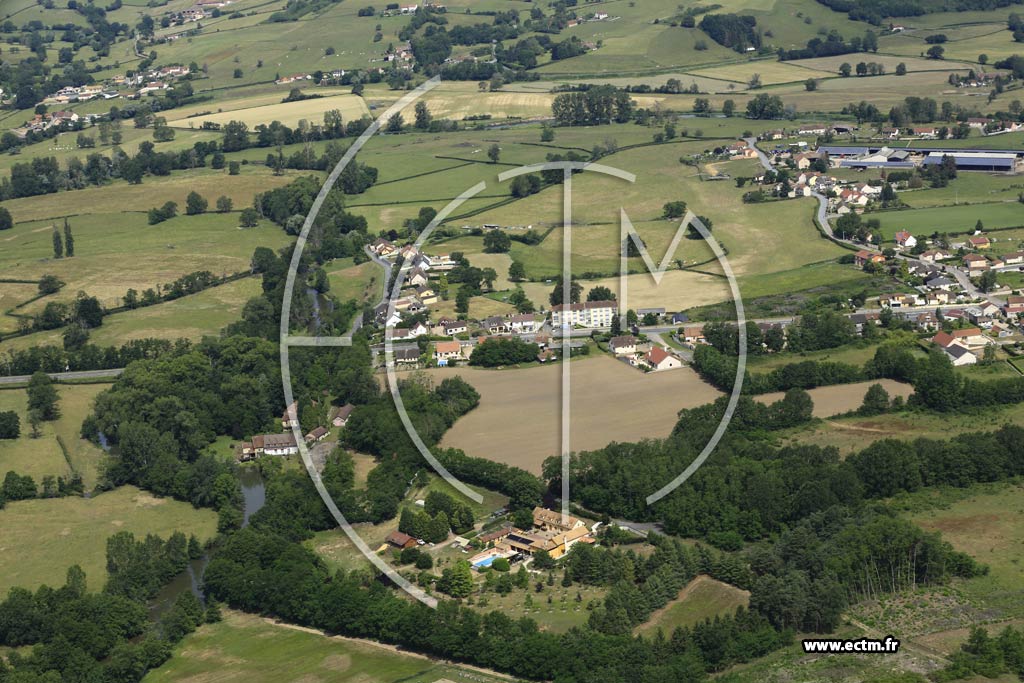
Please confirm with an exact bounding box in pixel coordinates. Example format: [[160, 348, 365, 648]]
[[0, 383, 110, 489], [2, 277, 264, 352], [0, 485, 217, 595], [0, 205, 290, 312], [144, 609, 513, 683], [783, 399, 1024, 457], [873, 202, 1024, 239]]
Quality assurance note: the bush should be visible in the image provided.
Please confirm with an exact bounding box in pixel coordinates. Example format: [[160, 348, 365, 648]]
[[491, 557, 511, 572]]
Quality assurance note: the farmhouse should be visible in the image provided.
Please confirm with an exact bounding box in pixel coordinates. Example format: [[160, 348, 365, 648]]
[[238, 433, 299, 461], [645, 346, 682, 371], [304, 426, 329, 444], [967, 235, 991, 249], [385, 531, 418, 549], [282, 402, 299, 429], [331, 404, 355, 427], [609, 335, 638, 355], [550, 300, 617, 328]]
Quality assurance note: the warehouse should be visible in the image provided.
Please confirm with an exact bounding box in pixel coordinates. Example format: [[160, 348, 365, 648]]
[[921, 151, 1018, 172]]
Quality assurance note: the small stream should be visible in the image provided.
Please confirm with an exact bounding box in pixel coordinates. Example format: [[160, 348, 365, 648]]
[[148, 466, 266, 617]]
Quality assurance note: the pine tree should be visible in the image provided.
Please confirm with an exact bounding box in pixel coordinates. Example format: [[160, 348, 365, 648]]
[[52, 228, 63, 259], [63, 218, 74, 257]]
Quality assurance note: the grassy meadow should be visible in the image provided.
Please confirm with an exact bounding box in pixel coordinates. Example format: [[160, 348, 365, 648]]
[[143, 609, 515, 683], [0, 383, 109, 489], [0, 206, 290, 311], [0, 485, 217, 596]]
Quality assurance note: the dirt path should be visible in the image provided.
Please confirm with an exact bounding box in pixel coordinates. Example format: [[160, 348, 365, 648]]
[[251, 612, 521, 682]]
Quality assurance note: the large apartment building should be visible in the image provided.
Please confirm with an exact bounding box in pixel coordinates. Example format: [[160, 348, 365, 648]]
[[550, 300, 617, 328]]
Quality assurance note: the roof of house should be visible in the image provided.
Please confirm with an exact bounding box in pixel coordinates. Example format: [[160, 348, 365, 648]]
[[646, 346, 673, 365], [262, 433, 297, 448], [386, 531, 415, 546], [335, 404, 355, 420], [434, 340, 461, 354], [533, 506, 582, 528], [609, 335, 637, 347], [946, 345, 975, 361], [932, 331, 958, 348], [306, 426, 328, 440], [951, 327, 982, 338]]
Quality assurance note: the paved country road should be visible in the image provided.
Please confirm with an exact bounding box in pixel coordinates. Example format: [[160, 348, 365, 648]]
[[0, 368, 124, 385]]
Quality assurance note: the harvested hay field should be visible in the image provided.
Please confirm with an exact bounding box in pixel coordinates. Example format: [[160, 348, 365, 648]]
[[635, 575, 750, 637], [167, 93, 370, 129], [756, 379, 913, 418], [406, 355, 722, 473]]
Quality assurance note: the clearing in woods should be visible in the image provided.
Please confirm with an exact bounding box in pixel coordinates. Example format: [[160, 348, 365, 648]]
[[634, 575, 751, 637], [0, 485, 218, 596]]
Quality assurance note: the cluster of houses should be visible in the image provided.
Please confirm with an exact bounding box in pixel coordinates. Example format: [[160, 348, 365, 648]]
[[14, 110, 83, 138], [608, 335, 683, 371], [236, 402, 354, 461], [465, 507, 597, 568]]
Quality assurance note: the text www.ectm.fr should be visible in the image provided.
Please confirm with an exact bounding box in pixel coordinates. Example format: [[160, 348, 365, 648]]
[[802, 637, 900, 654]]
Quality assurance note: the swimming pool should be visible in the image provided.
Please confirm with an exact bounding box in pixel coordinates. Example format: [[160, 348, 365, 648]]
[[472, 555, 498, 568]]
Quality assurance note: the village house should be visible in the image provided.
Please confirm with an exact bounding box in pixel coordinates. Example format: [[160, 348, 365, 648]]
[[406, 267, 429, 287], [370, 238, 398, 257], [968, 235, 991, 250], [385, 531, 418, 549], [963, 253, 990, 274], [945, 344, 978, 366], [645, 346, 682, 371], [894, 231, 917, 249], [1003, 251, 1024, 266], [680, 324, 706, 344], [239, 433, 299, 461], [282, 402, 300, 429], [880, 293, 919, 309], [508, 313, 541, 334], [854, 250, 886, 268], [304, 426, 329, 445], [433, 340, 463, 365], [926, 291, 951, 306], [414, 285, 437, 305], [331, 404, 355, 427], [849, 312, 881, 332], [920, 249, 953, 262], [436, 319, 468, 336], [1004, 295, 1024, 316], [389, 347, 420, 366], [609, 335, 638, 356], [925, 275, 956, 291]]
